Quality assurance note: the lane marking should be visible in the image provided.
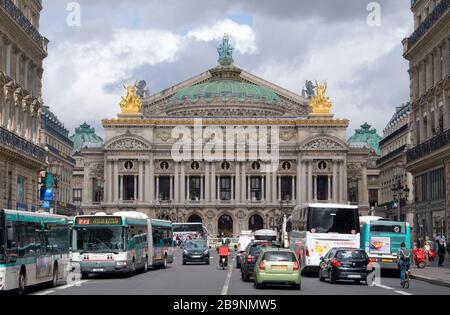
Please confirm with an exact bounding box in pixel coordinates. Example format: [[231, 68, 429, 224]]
[[34, 290, 55, 296], [395, 290, 412, 296], [56, 280, 88, 290], [221, 256, 236, 296], [375, 284, 394, 290]]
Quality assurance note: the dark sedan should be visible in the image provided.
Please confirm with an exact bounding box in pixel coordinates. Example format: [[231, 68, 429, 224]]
[[319, 248, 371, 284], [241, 242, 281, 282], [182, 240, 210, 265]]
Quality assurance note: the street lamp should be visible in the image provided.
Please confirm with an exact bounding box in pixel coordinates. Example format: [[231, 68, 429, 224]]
[[392, 163, 410, 221]]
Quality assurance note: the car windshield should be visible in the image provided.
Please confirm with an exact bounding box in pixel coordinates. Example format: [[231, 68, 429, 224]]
[[0, 212, 5, 264], [308, 208, 359, 234], [335, 250, 368, 260], [75, 226, 124, 253], [263, 252, 296, 262], [186, 240, 206, 250]]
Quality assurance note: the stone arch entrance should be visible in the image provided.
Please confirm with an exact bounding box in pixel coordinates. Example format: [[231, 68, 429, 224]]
[[188, 214, 203, 223], [218, 214, 233, 237], [248, 214, 264, 231]]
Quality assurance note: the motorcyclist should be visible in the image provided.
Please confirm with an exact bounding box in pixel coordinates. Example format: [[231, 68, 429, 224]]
[[397, 242, 411, 286], [218, 239, 230, 267]]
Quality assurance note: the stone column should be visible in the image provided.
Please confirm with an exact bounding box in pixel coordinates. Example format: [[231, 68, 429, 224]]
[[186, 175, 190, 201], [262, 176, 266, 201], [216, 175, 220, 201], [133, 175, 137, 201], [272, 172, 277, 202], [149, 155, 154, 204], [313, 175, 317, 201], [339, 161, 346, 203], [200, 177, 204, 201], [266, 171, 272, 203], [138, 161, 144, 202], [180, 163, 185, 202], [328, 175, 332, 201], [362, 164, 369, 206], [308, 161, 313, 202], [170, 175, 174, 201], [231, 177, 234, 201], [174, 162, 179, 203], [235, 163, 240, 202], [292, 176, 295, 202], [156, 176, 160, 201], [297, 157, 302, 204], [114, 161, 119, 202], [332, 161, 338, 202], [119, 175, 124, 202], [241, 162, 246, 202], [205, 163, 210, 202], [277, 176, 281, 201], [211, 163, 216, 202], [6, 44, 12, 76]]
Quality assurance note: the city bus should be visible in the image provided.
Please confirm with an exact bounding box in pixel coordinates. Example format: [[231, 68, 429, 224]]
[[360, 217, 411, 269], [173, 223, 208, 243], [0, 209, 70, 294], [289, 203, 360, 272], [71, 212, 173, 278]]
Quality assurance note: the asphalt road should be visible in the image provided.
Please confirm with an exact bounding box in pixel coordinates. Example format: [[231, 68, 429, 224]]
[[17, 249, 450, 296]]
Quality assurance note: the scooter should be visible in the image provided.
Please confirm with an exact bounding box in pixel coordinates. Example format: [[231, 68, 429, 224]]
[[219, 256, 228, 270], [428, 249, 437, 262], [413, 248, 427, 268]]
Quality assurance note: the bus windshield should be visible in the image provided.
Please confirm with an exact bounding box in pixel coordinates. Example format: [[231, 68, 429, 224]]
[[0, 212, 5, 264], [308, 208, 359, 234], [370, 222, 405, 234], [75, 226, 125, 253]]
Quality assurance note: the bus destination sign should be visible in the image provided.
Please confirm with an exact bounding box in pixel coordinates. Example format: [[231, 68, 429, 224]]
[[76, 217, 122, 226]]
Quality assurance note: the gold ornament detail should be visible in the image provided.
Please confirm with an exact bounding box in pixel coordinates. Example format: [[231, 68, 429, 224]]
[[310, 81, 332, 115], [119, 82, 142, 115]]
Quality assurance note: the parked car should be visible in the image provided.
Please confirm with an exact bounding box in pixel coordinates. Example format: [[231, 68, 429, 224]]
[[183, 240, 210, 265], [236, 233, 255, 269], [254, 248, 301, 290], [319, 248, 371, 284], [241, 241, 281, 282]]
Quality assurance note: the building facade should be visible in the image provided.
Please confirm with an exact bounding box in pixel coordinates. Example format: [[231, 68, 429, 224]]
[[377, 104, 414, 224], [0, 0, 48, 211], [40, 105, 76, 215], [75, 36, 380, 237], [403, 0, 450, 241]]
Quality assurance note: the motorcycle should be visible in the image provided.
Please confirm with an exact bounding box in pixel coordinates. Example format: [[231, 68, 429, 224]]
[[219, 256, 228, 270], [428, 249, 436, 262], [413, 248, 427, 268]]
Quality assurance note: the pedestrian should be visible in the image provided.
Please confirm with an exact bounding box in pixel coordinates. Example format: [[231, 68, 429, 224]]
[[438, 240, 446, 267], [423, 238, 431, 267]]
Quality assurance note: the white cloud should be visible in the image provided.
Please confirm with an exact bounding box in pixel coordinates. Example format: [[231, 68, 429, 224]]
[[187, 19, 257, 55]]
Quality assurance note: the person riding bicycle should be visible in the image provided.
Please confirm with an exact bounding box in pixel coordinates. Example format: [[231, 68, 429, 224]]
[[218, 239, 230, 266], [397, 242, 411, 286]]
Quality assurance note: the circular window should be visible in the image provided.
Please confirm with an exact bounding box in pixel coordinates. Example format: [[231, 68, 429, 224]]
[[160, 161, 169, 170], [318, 161, 327, 171], [191, 162, 200, 170], [282, 162, 291, 171], [252, 162, 261, 170], [221, 162, 230, 170], [124, 161, 134, 170]]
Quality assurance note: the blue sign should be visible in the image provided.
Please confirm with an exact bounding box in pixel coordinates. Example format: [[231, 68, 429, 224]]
[[44, 188, 53, 201], [42, 201, 50, 209]]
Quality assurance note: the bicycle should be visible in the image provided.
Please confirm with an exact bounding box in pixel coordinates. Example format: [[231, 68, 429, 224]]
[[401, 268, 411, 289]]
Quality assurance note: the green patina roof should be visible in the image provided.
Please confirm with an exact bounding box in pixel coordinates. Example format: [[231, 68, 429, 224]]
[[69, 122, 104, 155], [348, 123, 383, 155], [170, 80, 281, 104]]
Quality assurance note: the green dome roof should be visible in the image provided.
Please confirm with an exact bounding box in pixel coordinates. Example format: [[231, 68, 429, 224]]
[[348, 123, 383, 155], [170, 80, 282, 105]]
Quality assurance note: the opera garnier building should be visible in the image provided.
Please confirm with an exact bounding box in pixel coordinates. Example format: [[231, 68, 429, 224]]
[[73, 35, 380, 237]]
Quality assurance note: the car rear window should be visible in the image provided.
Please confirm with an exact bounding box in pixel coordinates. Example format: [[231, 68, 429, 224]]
[[335, 250, 368, 260], [262, 252, 297, 262]]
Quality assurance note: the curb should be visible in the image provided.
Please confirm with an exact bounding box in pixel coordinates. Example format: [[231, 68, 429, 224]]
[[411, 274, 450, 288]]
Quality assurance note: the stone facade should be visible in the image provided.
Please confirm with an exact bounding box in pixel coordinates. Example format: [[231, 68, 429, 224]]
[[0, 0, 47, 211], [403, 0, 450, 241], [74, 38, 380, 237]]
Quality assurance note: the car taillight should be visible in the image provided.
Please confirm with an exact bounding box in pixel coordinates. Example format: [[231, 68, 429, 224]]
[[259, 261, 265, 270], [331, 259, 341, 268], [369, 258, 377, 262], [306, 247, 310, 257], [293, 261, 299, 271]]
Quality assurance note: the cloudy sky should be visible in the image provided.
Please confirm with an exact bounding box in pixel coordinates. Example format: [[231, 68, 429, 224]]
[[40, 0, 413, 138]]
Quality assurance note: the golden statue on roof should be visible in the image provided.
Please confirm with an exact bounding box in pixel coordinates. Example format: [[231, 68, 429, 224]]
[[310, 81, 332, 115], [120, 82, 142, 115]]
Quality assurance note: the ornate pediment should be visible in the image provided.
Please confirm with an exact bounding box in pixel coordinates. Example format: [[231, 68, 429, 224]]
[[105, 134, 151, 151], [300, 137, 347, 151]]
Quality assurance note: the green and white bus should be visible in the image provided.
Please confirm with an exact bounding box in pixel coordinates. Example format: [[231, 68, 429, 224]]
[[0, 209, 70, 294], [71, 212, 173, 278]]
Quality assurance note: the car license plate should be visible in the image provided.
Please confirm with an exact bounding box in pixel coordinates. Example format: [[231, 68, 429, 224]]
[[382, 259, 394, 263], [93, 268, 104, 272], [272, 265, 287, 271], [347, 275, 361, 279], [192, 255, 201, 258]]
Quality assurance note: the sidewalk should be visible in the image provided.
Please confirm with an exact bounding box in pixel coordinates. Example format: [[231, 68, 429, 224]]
[[411, 259, 450, 288]]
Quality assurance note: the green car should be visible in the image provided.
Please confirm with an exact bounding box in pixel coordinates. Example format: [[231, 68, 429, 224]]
[[254, 248, 301, 290]]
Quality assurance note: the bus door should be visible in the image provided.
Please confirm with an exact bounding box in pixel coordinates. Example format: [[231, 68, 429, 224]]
[[35, 225, 52, 280]]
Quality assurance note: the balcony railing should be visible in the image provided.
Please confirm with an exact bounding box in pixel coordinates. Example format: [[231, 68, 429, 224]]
[[408, 0, 450, 48], [406, 129, 450, 163], [0, 0, 46, 50], [377, 145, 406, 166], [0, 126, 45, 163]]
